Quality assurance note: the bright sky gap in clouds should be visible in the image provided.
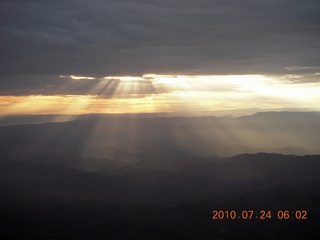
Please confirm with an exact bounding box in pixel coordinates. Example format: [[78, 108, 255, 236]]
[[1, 74, 319, 116], [1, 0, 320, 116]]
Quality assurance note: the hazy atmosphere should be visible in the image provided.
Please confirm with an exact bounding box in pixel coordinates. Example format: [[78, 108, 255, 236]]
[[1, 1, 320, 239], [1, 0, 320, 115]]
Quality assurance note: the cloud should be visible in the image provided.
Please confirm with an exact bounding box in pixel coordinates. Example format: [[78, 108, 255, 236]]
[[0, 73, 304, 98], [0, 74, 173, 97], [1, 74, 320, 116], [1, 0, 320, 94]]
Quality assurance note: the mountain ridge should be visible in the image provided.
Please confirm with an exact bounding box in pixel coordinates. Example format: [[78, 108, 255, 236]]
[[1, 111, 319, 157]]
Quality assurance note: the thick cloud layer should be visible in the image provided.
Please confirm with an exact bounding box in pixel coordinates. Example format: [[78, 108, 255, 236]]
[[1, 0, 320, 94]]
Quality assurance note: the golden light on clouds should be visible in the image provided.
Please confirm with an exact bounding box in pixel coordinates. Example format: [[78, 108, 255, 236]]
[[0, 95, 176, 115], [1, 74, 320, 116], [0, 95, 93, 115], [103, 76, 146, 81], [60, 75, 96, 80]]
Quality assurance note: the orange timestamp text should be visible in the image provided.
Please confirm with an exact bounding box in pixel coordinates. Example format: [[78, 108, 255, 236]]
[[212, 210, 307, 220]]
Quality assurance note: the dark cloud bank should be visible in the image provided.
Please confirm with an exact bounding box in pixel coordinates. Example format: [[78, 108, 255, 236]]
[[1, 0, 320, 94]]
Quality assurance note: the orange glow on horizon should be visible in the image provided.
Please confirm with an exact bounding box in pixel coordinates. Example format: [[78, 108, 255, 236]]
[[0, 95, 178, 116], [0, 74, 320, 116]]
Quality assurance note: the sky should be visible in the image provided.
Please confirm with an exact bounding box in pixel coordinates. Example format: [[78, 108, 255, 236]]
[[1, 0, 320, 116]]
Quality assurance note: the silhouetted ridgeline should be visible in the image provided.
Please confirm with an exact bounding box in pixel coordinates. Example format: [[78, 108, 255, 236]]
[[0, 112, 320, 239], [0, 111, 320, 158], [1, 151, 320, 239]]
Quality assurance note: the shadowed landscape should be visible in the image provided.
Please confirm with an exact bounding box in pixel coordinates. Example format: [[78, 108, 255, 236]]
[[1, 112, 320, 239], [1, 0, 320, 238]]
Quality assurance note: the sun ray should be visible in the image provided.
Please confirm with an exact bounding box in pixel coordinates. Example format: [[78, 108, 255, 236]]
[[1, 74, 320, 117]]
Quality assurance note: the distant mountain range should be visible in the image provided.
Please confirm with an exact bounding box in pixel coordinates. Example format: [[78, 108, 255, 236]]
[[0, 111, 319, 157], [1, 151, 319, 239], [1, 112, 320, 239], [1, 149, 319, 203]]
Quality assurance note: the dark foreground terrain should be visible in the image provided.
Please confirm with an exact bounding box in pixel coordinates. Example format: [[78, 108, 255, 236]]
[[0, 113, 320, 239], [1, 152, 320, 239]]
